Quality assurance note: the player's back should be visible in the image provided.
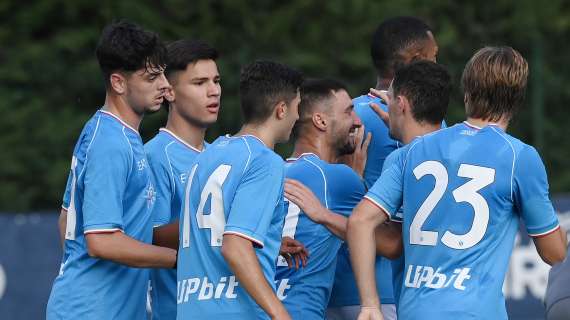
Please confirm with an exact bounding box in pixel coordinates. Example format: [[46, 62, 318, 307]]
[[177, 134, 286, 320], [47, 110, 154, 320], [275, 153, 365, 319], [397, 122, 559, 319], [145, 128, 203, 320]]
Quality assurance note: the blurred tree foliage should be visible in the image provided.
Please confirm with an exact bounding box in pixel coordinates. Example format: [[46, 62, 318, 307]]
[[1, 0, 570, 211]]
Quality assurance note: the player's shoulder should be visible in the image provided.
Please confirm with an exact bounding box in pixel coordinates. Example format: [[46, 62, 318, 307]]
[[210, 134, 284, 171], [144, 129, 170, 154], [84, 110, 134, 156]]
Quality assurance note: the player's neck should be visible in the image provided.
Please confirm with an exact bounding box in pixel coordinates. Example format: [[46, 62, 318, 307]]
[[165, 111, 206, 151], [236, 123, 277, 150], [291, 134, 336, 163], [466, 117, 509, 131], [402, 122, 441, 144], [103, 94, 143, 131], [375, 77, 391, 91]]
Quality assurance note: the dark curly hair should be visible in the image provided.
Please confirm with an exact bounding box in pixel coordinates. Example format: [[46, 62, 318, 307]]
[[95, 20, 167, 87]]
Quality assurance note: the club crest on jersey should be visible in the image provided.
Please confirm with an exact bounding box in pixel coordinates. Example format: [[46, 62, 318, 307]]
[[145, 184, 156, 208]]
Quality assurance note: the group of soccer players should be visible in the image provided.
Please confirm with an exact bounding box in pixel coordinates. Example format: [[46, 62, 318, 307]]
[[46, 16, 568, 320]]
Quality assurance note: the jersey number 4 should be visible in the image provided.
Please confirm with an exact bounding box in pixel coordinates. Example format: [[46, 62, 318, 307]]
[[182, 164, 232, 248], [411, 161, 495, 250]]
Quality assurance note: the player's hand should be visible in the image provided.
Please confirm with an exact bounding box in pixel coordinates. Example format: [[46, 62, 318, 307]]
[[340, 125, 371, 178], [279, 236, 309, 269], [368, 88, 390, 126], [357, 306, 384, 320], [285, 179, 328, 224]]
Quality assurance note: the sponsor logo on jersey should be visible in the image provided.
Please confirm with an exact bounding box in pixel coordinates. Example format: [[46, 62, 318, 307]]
[[404, 264, 472, 291], [177, 276, 239, 303]]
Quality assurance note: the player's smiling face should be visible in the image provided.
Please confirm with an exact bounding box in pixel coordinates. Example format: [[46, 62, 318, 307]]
[[330, 89, 361, 155], [123, 65, 170, 115], [168, 59, 221, 127]]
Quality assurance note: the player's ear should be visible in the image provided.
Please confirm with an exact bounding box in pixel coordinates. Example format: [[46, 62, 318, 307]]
[[275, 101, 288, 120], [396, 95, 408, 115], [109, 72, 127, 95], [312, 112, 327, 131]]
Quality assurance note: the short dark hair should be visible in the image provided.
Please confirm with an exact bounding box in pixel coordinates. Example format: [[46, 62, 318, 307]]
[[96, 20, 166, 87], [462, 46, 528, 122], [293, 78, 348, 137], [164, 39, 219, 80], [392, 60, 451, 125], [239, 60, 303, 124], [371, 16, 432, 78]]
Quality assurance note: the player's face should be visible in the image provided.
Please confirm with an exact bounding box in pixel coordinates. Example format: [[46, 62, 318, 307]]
[[387, 84, 404, 142], [278, 91, 301, 143], [124, 66, 170, 115], [170, 59, 221, 127], [330, 89, 362, 156]]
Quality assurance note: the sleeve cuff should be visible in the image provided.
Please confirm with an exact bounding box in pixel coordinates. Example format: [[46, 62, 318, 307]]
[[528, 224, 560, 238], [84, 223, 124, 234], [224, 226, 264, 248], [363, 196, 392, 221]]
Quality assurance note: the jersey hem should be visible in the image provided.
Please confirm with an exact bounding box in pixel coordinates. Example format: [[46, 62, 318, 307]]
[[84, 228, 124, 234]]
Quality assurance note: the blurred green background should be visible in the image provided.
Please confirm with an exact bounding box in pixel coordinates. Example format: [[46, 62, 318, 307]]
[[2, 0, 570, 211]]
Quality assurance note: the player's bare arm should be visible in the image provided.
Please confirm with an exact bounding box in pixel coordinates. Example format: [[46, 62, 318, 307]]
[[347, 198, 389, 312], [153, 220, 179, 250], [374, 222, 403, 259], [533, 226, 567, 265], [86, 231, 177, 268], [58, 208, 67, 248], [285, 178, 348, 239], [221, 234, 291, 320]]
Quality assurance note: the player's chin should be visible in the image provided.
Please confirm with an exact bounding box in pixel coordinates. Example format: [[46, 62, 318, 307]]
[[145, 103, 163, 114]]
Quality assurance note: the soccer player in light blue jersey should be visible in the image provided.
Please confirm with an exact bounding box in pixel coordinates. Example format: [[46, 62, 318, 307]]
[[47, 21, 177, 320], [177, 60, 303, 320], [145, 40, 221, 320], [348, 47, 568, 320], [272, 79, 366, 319], [329, 17, 439, 320]]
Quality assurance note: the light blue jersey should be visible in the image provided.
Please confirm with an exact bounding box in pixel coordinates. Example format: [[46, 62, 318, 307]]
[[177, 135, 286, 320], [366, 122, 560, 319], [329, 93, 397, 306], [47, 110, 155, 320], [275, 153, 365, 319], [145, 128, 204, 320]]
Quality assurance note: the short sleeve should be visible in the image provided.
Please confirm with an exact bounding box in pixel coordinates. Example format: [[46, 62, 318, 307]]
[[147, 151, 174, 227], [514, 146, 559, 237], [82, 139, 129, 233], [224, 155, 284, 247], [364, 148, 405, 220]]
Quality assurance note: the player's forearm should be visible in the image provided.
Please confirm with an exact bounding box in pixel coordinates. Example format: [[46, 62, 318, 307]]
[[375, 222, 403, 259], [58, 208, 67, 249], [318, 210, 348, 240], [86, 232, 177, 268], [222, 234, 290, 319], [153, 220, 179, 249], [347, 203, 384, 308]]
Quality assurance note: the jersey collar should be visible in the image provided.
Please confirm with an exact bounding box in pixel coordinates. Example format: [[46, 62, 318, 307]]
[[160, 128, 203, 153], [286, 152, 318, 162], [99, 109, 139, 135]]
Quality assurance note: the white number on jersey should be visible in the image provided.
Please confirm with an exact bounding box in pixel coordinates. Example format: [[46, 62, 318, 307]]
[[182, 164, 232, 248], [277, 200, 301, 267], [410, 161, 495, 250], [65, 156, 78, 240]]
